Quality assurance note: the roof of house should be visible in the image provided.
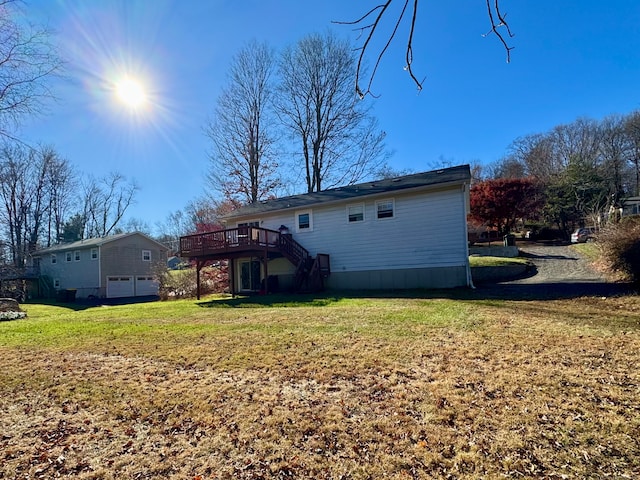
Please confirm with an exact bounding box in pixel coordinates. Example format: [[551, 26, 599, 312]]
[[32, 231, 170, 256], [225, 164, 471, 219]]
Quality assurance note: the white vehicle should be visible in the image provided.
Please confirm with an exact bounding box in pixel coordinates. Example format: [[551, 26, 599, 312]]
[[571, 227, 596, 243]]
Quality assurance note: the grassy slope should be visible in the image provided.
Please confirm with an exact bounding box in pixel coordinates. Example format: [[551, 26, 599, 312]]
[[1, 293, 639, 479]]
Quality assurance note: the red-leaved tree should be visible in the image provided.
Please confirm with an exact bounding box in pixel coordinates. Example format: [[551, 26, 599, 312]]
[[470, 178, 543, 234]]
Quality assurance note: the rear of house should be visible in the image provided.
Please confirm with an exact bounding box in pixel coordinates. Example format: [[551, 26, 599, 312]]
[[181, 165, 472, 294], [33, 232, 168, 299]]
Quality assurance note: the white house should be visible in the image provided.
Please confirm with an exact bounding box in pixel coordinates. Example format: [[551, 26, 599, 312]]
[[180, 164, 472, 297], [32, 232, 169, 299]]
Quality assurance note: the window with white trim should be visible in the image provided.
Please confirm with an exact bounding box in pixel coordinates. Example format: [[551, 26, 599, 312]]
[[74, 250, 81, 262], [347, 204, 365, 223], [296, 210, 313, 232], [142, 250, 151, 261], [51, 254, 57, 264], [376, 199, 395, 219], [91, 248, 98, 260], [65, 252, 72, 262]]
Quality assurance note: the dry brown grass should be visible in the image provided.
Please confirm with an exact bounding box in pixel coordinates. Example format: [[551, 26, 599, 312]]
[[1, 294, 639, 479]]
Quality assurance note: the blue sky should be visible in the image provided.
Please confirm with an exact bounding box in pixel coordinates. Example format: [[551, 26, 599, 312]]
[[20, 0, 640, 233]]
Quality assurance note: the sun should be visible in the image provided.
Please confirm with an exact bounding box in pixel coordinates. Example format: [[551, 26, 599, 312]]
[[115, 77, 147, 109]]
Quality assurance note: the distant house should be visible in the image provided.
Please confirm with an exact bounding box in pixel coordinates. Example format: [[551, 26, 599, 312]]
[[622, 196, 640, 216], [32, 232, 169, 299], [180, 165, 473, 297]]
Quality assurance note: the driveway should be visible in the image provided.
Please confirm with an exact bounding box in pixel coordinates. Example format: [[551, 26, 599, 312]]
[[474, 243, 636, 300]]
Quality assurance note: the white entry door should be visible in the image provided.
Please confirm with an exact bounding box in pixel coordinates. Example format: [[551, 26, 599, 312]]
[[106, 276, 134, 298]]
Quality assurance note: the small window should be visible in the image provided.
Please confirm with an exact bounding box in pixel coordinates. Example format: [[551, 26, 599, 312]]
[[65, 252, 72, 262], [74, 251, 81, 262], [142, 250, 151, 261], [91, 248, 98, 260], [296, 210, 313, 232], [54, 279, 60, 288], [347, 204, 365, 223], [51, 254, 57, 264], [376, 199, 395, 219]]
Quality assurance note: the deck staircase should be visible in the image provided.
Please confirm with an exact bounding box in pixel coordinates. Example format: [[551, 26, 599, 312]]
[[279, 235, 330, 292]]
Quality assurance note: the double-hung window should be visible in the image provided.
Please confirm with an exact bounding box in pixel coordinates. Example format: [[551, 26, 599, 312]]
[[142, 250, 151, 262], [376, 199, 395, 219], [296, 210, 313, 232], [347, 204, 365, 223]]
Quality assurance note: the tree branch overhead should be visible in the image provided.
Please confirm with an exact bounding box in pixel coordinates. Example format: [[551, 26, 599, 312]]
[[334, 0, 515, 98]]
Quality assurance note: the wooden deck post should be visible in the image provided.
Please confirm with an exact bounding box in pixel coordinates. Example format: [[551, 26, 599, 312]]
[[229, 259, 236, 297], [196, 260, 203, 300], [263, 247, 269, 294]]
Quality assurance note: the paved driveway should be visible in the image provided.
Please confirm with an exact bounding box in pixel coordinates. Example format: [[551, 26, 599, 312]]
[[474, 243, 635, 300]]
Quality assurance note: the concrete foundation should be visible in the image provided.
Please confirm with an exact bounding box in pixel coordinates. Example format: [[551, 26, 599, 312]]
[[325, 266, 468, 290]]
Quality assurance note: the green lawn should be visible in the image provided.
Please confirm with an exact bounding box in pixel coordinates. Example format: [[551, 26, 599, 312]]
[[468, 255, 530, 268], [1, 293, 639, 479]]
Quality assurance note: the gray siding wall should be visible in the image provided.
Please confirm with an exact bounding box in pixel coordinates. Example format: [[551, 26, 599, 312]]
[[100, 237, 167, 296], [40, 248, 100, 297]]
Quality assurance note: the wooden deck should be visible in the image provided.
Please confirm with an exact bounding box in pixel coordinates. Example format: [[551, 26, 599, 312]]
[[179, 227, 309, 263], [179, 227, 330, 296]]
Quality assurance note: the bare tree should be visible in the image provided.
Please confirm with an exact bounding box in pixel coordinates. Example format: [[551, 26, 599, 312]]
[[0, 143, 30, 266], [624, 110, 640, 196], [599, 115, 631, 208], [45, 151, 76, 246], [334, 0, 514, 98], [0, 0, 61, 140], [0, 143, 60, 266], [277, 32, 387, 193], [206, 40, 280, 205], [80, 172, 138, 238]]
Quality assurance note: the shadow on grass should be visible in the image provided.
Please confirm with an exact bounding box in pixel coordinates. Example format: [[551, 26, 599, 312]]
[[24, 295, 162, 312], [196, 282, 637, 308]]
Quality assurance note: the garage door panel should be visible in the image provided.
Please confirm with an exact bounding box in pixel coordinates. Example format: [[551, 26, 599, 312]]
[[107, 276, 134, 298], [136, 276, 159, 296]]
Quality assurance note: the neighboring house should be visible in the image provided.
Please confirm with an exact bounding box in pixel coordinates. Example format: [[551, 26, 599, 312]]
[[622, 196, 640, 216], [32, 232, 169, 299], [167, 256, 184, 270], [180, 165, 473, 297]]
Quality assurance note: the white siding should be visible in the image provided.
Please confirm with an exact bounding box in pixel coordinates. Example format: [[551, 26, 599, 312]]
[[240, 185, 468, 274]]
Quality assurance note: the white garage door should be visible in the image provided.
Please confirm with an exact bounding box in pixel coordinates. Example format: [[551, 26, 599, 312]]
[[136, 276, 159, 296], [107, 276, 134, 298]]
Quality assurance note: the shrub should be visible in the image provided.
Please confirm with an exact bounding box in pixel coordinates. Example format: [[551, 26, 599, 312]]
[[157, 264, 229, 300], [598, 215, 640, 284]]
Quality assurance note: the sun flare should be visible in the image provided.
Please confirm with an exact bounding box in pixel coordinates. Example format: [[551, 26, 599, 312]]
[[115, 77, 147, 108]]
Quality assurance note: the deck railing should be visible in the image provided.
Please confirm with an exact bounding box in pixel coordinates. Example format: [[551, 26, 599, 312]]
[[179, 227, 329, 293], [180, 227, 305, 263]]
